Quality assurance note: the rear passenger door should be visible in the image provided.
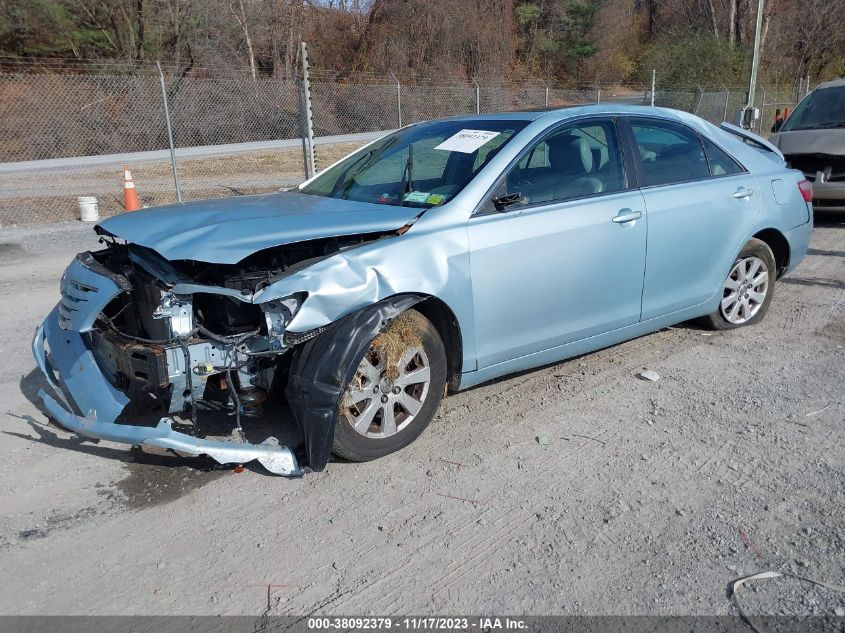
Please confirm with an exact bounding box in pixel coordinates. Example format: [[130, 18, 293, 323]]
[[623, 117, 761, 320]]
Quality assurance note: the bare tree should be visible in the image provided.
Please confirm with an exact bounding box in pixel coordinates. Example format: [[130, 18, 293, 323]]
[[231, 0, 257, 78], [728, 0, 736, 46], [706, 0, 719, 38]]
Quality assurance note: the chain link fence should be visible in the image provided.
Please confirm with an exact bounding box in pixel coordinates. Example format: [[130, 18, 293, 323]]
[[757, 88, 800, 137], [0, 61, 803, 226]]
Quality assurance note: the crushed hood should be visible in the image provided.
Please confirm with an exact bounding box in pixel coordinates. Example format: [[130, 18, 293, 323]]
[[97, 191, 420, 264], [771, 129, 845, 155]]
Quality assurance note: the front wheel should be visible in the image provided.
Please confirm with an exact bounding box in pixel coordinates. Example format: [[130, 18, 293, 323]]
[[703, 238, 776, 330], [332, 309, 447, 462]]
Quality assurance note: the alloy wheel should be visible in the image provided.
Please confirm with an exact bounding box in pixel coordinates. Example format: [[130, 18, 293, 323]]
[[342, 345, 431, 438], [720, 256, 769, 324]]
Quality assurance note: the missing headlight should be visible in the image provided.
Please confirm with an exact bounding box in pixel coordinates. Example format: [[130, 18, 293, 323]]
[[262, 294, 305, 350]]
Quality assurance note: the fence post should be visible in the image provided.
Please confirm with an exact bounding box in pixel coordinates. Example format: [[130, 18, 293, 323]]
[[300, 42, 316, 179], [472, 77, 480, 114], [722, 85, 730, 122], [694, 86, 704, 115], [389, 71, 402, 128], [595, 83, 601, 104], [795, 77, 805, 103], [296, 79, 310, 180], [650, 69, 656, 107], [156, 61, 182, 203], [544, 83, 549, 107], [758, 87, 767, 134]]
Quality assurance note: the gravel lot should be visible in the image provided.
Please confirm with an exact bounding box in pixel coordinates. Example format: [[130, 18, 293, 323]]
[[0, 214, 842, 619]]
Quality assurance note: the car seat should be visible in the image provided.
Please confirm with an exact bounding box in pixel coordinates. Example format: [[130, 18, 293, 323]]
[[527, 135, 605, 202]]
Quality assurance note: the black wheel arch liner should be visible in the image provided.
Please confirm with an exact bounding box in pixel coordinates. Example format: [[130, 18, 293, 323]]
[[285, 293, 426, 471]]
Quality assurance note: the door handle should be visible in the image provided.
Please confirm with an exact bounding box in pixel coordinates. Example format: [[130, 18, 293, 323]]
[[733, 187, 754, 199], [612, 209, 643, 223]]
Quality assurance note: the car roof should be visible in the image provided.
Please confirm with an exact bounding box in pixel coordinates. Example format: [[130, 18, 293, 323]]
[[443, 104, 689, 124], [814, 77, 845, 90]]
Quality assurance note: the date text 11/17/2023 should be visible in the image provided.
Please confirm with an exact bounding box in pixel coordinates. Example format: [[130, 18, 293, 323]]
[[306, 617, 528, 630]]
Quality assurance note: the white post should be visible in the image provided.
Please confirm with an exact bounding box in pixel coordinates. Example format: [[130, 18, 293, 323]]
[[472, 77, 480, 114], [300, 42, 316, 178], [650, 69, 656, 107]]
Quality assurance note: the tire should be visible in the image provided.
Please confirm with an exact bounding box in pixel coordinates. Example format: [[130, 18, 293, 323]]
[[703, 238, 776, 330], [331, 308, 447, 462]]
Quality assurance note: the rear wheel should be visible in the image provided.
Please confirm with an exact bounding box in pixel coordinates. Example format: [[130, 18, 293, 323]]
[[703, 238, 776, 330], [332, 309, 446, 462]]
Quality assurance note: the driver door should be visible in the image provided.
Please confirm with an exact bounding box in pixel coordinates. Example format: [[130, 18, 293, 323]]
[[467, 117, 648, 369]]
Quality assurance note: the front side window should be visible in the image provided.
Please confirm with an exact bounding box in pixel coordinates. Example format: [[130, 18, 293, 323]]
[[300, 119, 528, 208], [502, 119, 626, 206], [630, 118, 710, 186]]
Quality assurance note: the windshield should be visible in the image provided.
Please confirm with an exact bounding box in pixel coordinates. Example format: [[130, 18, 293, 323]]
[[781, 86, 845, 131], [300, 119, 529, 208]]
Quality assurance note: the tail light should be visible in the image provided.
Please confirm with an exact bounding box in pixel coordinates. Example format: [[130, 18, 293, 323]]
[[797, 179, 813, 202]]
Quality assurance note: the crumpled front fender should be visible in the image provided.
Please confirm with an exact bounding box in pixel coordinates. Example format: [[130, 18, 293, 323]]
[[253, 219, 474, 372]]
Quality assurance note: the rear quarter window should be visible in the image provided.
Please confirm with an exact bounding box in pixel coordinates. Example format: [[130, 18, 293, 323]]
[[701, 137, 745, 176]]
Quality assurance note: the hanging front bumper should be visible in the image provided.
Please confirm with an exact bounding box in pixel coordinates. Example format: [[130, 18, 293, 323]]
[[32, 304, 302, 477]]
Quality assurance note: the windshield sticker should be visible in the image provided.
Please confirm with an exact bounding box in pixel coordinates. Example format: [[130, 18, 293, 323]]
[[403, 191, 431, 203], [434, 129, 501, 154]]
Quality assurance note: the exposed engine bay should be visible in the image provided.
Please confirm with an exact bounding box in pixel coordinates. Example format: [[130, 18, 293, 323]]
[[83, 231, 389, 444]]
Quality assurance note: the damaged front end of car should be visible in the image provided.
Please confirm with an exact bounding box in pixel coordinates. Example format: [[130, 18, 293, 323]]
[[32, 229, 396, 477]]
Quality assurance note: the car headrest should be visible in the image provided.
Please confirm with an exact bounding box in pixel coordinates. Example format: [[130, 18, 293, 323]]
[[548, 135, 593, 174]]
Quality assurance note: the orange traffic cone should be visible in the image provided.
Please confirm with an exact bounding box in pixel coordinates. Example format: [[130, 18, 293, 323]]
[[123, 165, 141, 211]]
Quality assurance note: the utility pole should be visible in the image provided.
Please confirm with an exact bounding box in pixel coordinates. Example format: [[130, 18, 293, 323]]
[[743, 0, 765, 129]]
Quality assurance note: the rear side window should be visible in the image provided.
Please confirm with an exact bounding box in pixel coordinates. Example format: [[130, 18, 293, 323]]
[[701, 137, 744, 176], [630, 118, 710, 186]]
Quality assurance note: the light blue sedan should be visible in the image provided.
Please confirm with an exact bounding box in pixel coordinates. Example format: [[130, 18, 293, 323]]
[[33, 105, 814, 476]]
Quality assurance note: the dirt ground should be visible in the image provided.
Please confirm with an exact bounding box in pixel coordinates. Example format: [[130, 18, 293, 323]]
[[0, 215, 843, 619]]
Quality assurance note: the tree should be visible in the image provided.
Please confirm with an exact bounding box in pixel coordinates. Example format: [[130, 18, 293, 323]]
[[515, 0, 598, 79], [764, 0, 845, 87], [642, 29, 747, 86], [1, 0, 844, 88], [230, 0, 257, 78]]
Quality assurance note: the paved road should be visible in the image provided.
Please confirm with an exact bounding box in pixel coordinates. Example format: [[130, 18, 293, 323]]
[[0, 131, 389, 175], [0, 134, 379, 224], [0, 217, 842, 617]]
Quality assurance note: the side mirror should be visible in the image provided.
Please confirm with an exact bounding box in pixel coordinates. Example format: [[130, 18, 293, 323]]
[[492, 192, 524, 211]]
